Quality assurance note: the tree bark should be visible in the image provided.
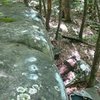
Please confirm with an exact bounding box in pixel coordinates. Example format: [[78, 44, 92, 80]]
[[87, 0, 100, 87], [87, 29, 100, 87], [39, 0, 42, 15], [46, 0, 52, 31], [24, 0, 29, 7], [42, 0, 47, 17], [79, 0, 88, 40], [55, 0, 62, 40], [62, 0, 71, 22]]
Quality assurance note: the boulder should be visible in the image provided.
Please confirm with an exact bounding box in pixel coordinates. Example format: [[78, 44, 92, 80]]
[[0, 2, 67, 100]]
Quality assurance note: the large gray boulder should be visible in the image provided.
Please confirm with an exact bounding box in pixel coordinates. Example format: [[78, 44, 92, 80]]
[[0, 2, 67, 100]]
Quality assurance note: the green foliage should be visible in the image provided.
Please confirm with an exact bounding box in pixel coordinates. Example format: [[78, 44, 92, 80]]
[[71, 0, 84, 11], [0, 17, 16, 22], [84, 33, 98, 43], [1, 0, 11, 5]]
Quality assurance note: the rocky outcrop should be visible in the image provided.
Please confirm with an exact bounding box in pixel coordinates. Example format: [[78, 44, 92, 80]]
[[0, 2, 67, 100]]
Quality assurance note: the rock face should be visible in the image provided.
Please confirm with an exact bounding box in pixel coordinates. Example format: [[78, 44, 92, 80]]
[[0, 2, 67, 100]]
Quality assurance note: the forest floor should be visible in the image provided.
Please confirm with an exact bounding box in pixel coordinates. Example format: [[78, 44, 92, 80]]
[[49, 10, 96, 65], [48, 10, 100, 96]]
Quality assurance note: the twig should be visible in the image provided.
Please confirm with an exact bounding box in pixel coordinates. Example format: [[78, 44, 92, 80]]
[[62, 35, 95, 47], [65, 80, 86, 88]]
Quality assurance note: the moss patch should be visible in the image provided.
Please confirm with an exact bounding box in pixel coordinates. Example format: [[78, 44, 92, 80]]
[[1, 0, 11, 5], [0, 17, 16, 22]]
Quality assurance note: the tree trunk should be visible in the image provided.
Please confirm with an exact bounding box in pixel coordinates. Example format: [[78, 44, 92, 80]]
[[24, 0, 29, 7], [55, 0, 62, 40], [46, 0, 52, 31], [79, 0, 88, 40], [95, 0, 100, 21], [87, 0, 100, 87], [87, 29, 100, 87], [39, 0, 42, 15], [42, 0, 47, 17], [62, 0, 71, 22]]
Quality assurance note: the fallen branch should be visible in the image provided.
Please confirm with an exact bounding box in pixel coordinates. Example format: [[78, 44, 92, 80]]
[[62, 35, 95, 47], [65, 80, 87, 88]]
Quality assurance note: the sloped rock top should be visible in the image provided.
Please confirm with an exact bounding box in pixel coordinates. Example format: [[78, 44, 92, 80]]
[[0, 42, 67, 100], [0, 2, 53, 59]]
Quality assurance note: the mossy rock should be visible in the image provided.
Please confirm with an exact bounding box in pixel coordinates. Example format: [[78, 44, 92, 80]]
[[0, 2, 68, 100], [1, 0, 11, 5], [0, 17, 16, 22]]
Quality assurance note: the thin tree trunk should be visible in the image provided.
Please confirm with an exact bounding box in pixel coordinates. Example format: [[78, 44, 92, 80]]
[[42, 0, 47, 17], [87, 29, 100, 87], [55, 0, 62, 40], [79, 0, 88, 40], [39, 0, 42, 15], [95, 0, 100, 21], [65, 0, 71, 22], [62, 0, 71, 22], [24, 0, 29, 7], [87, 0, 100, 87], [46, 0, 52, 31]]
